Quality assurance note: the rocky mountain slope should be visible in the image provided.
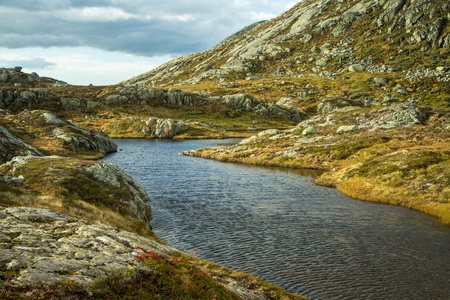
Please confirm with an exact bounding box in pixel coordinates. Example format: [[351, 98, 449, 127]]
[[126, 0, 450, 88]]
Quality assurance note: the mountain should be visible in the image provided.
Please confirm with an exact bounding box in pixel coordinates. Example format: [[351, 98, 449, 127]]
[[126, 0, 450, 89]]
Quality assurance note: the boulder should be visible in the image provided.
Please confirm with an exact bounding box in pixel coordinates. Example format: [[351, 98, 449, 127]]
[[363, 105, 425, 129], [258, 129, 282, 137], [348, 64, 364, 72], [373, 77, 388, 87], [337, 125, 359, 133], [302, 126, 317, 135], [317, 101, 335, 114], [154, 119, 177, 138]]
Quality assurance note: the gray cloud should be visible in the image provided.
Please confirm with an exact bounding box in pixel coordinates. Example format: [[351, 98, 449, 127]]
[[0, 0, 296, 57]]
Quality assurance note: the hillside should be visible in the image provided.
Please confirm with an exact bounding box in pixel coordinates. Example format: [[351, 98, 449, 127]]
[[126, 0, 450, 224]]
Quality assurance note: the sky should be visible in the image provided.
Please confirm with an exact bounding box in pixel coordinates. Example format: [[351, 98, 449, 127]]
[[0, 0, 297, 85]]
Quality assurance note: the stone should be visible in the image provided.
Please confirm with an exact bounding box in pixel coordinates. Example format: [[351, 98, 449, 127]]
[[155, 119, 177, 139], [393, 86, 408, 95], [373, 77, 388, 87], [42, 112, 68, 126], [362, 105, 425, 129], [146, 118, 158, 125], [14, 66, 22, 72], [316, 57, 330, 66], [317, 101, 335, 115], [54, 81, 68, 87], [302, 126, 317, 135], [337, 125, 359, 133], [0, 206, 176, 288], [349, 64, 364, 72], [377, 0, 406, 27], [258, 129, 282, 137]]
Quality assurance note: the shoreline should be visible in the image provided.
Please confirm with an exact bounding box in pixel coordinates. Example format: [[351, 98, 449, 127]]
[[181, 146, 450, 226]]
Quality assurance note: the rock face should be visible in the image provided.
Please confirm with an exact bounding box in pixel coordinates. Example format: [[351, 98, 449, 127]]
[[85, 161, 153, 224], [0, 125, 43, 163], [223, 94, 304, 122], [0, 206, 174, 287]]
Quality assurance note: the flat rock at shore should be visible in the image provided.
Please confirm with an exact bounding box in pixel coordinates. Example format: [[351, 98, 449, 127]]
[[0, 206, 176, 287]]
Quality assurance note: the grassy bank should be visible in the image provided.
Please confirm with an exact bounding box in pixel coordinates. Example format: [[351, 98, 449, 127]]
[[188, 118, 450, 226]]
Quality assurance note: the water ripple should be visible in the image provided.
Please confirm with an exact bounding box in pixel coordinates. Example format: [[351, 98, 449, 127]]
[[104, 139, 450, 300]]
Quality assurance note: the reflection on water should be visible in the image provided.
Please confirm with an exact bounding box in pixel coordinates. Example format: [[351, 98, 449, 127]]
[[104, 139, 450, 300]]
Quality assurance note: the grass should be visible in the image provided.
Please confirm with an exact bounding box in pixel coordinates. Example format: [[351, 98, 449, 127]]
[[190, 109, 450, 225], [0, 111, 110, 161], [0, 157, 158, 241], [60, 102, 296, 139], [0, 249, 307, 300]]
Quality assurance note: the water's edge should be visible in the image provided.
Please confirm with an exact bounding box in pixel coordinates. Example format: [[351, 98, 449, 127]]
[[104, 139, 450, 300]]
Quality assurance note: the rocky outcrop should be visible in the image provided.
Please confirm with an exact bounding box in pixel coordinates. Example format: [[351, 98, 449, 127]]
[[336, 125, 359, 133], [85, 162, 153, 224], [0, 125, 43, 163], [140, 118, 190, 139], [361, 105, 426, 130], [223, 94, 304, 122], [40, 111, 117, 153], [0, 88, 51, 111], [0, 67, 40, 83], [0, 206, 174, 287]]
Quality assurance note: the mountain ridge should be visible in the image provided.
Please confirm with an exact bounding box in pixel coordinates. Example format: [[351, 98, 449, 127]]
[[126, 0, 449, 88]]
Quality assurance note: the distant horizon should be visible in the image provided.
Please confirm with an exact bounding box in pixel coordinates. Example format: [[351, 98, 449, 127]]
[[0, 1, 297, 85]]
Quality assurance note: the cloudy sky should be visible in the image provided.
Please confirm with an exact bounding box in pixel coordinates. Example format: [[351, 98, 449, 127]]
[[0, 0, 297, 85]]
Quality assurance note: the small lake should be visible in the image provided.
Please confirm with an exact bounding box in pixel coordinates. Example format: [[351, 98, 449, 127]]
[[103, 139, 450, 300]]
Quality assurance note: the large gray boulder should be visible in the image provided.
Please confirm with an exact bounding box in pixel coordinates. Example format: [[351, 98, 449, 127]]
[[154, 119, 178, 138], [348, 64, 364, 72], [303, 126, 318, 135]]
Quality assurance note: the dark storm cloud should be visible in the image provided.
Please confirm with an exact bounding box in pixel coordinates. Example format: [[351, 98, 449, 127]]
[[0, 0, 295, 57]]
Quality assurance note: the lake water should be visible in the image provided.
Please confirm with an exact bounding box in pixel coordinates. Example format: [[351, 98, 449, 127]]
[[103, 139, 450, 300]]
